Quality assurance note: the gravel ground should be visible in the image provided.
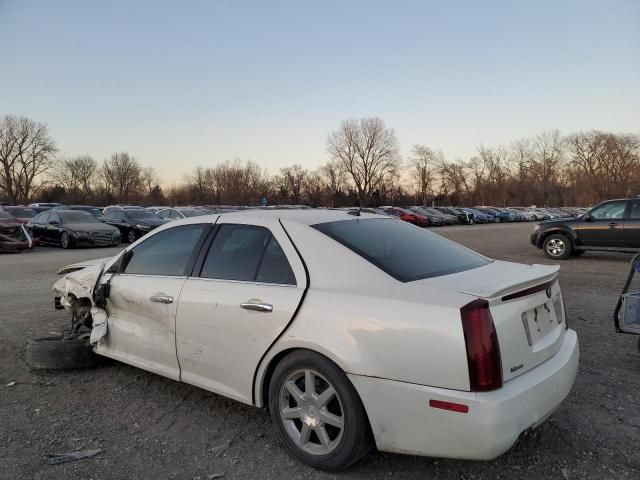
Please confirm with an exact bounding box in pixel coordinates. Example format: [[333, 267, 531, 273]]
[[1, 222, 639, 480]]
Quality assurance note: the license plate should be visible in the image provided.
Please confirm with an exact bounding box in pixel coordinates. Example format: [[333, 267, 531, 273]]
[[522, 301, 557, 345]]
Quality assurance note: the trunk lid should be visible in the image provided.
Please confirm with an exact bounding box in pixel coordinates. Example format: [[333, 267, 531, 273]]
[[418, 260, 566, 383]]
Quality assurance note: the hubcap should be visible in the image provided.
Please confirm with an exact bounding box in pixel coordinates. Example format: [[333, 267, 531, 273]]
[[279, 368, 344, 455], [128, 231, 136, 242], [547, 238, 565, 256], [61, 234, 69, 247]]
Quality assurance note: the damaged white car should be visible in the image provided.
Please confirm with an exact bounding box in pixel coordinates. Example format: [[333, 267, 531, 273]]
[[38, 210, 579, 470]]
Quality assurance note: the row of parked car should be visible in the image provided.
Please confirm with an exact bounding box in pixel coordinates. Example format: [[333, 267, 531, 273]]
[[0, 202, 587, 251], [351, 205, 588, 227]]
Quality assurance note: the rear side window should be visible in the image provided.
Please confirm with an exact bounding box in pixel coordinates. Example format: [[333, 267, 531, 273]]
[[124, 224, 207, 276], [628, 201, 640, 219], [200, 224, 296, 285], [313, 218, 490, 282]]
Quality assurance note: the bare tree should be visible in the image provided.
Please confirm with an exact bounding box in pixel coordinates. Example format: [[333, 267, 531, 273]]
[[410, 145, 436, 207], [0, 115, 57, 204], [327, 117, 401, 206], [280, 164, 308, 204], [532, 130, 565, 206], [100, 152, 143, 202], [140, 167, 161, 199], [319, 160, 346, 207], [52, 155, 98, 200]]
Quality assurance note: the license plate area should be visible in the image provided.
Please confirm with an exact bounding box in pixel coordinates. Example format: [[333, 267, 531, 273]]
[[521, 301, 558, 347]]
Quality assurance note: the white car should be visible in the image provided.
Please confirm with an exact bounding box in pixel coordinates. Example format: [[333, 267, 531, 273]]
[[52, 210, 579, 470]]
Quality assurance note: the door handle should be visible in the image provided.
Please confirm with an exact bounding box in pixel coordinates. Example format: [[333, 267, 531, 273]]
[[609, 222, 619, 227], [150, 295, 174, 304], [240, 301, 273, 313]]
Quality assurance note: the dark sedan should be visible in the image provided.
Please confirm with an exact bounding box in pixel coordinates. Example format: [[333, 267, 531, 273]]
[[27, 210, 121, 248], [407, 206, 445, 226], [102, 207, 168, 243]]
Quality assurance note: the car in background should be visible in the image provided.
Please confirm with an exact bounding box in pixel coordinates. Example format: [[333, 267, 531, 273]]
[[102, 205, 146, 216], [52, 205, 104, 219], [1, 206, 38, 223], [460, 207, 494, 223], [380, 207, 430, 227], [531, 198, 640, 259], [476, 207, 516, 222], [157, 207, 216, 220], [102, 207, 168, 243], [28, 202, 60, 209], [26, 210, 120, 248], [146, 206, 170, 214], [510, 207, 545, 221], [435, 207, 473, 224], [406, 207, 445, 226], [0, 210, 33, 252]]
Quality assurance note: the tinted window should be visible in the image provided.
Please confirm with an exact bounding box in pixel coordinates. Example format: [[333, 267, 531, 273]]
[[124, 225, 207, 276], [590, 201, 627, 220], [37, 213, 50, 224], [48, 213, 60, 224], [127, 209, 160, 220], [60, 211, 100, 224], [630, 201, 640, 219], [313, 218, 491, 282], [256, 237, 296, 285], [200, 224, 295, 284]]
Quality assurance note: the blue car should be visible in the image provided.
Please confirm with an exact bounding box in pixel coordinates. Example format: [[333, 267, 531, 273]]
[[460, 207, 493, 223]]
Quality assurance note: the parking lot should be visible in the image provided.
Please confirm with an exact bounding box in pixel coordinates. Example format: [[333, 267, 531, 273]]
[[1, 222, 639, 480]]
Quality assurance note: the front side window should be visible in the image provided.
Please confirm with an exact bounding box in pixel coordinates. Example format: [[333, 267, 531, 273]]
[[124, 224, 207, 276], [200, 224, 296, 285], [590, 201, 627, 220], [313, 218, 490, 282]]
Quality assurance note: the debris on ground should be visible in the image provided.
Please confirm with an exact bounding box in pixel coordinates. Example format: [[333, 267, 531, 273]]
[[6, 381, 16, 387], [208, 474, 225, 479], [46, 448, 103, 465]]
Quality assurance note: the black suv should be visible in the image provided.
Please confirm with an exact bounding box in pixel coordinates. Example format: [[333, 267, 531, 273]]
[[531, 198, 640, 259]]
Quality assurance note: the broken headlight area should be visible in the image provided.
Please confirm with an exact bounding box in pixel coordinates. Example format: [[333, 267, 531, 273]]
[[0, 223, 33, 253]]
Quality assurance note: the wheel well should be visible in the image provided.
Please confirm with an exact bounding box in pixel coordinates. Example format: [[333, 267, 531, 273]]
[[541, 229, 574, 248], [259, 347, 375, 442]]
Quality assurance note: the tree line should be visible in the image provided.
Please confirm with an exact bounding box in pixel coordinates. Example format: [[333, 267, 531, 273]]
[[1, 114, 639, 208]]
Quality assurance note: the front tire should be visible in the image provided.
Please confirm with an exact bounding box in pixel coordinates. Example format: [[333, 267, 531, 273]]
[[268, 350, 372, 471], [543, 233, 573, 260], [60, 232, 72, 249]]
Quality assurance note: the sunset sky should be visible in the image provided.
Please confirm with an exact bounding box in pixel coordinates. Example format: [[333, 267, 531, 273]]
[[1, 0, 638, 182]]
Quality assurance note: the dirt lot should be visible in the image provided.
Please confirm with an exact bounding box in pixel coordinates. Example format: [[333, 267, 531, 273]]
[[1, 222, 639, 480]]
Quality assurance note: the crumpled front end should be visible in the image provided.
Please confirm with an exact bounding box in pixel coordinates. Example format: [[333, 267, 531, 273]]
[[52, 262, 109, 345], [0, 223, 33, 253]]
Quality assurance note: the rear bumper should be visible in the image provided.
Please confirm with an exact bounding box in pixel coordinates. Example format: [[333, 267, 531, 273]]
[[349, 329, 579, 460]]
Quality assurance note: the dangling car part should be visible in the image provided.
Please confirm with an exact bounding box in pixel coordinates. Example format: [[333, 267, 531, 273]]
[[613, 251, 640, 353], [0, 212, 33, 253]]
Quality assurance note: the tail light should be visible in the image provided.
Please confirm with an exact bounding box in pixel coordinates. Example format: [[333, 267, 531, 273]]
[[460, 299, 503, 391]]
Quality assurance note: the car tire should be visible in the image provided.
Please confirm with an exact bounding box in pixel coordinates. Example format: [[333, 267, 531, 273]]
[[127, 229, 138, 243], [268, 350, 372, 471], [26, 336, 99, 370], [60, 232, 72, 249], [543, 234, 573, 260]]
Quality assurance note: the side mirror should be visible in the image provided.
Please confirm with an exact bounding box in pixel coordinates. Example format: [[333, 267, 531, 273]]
[[583, 214, 593, 222]]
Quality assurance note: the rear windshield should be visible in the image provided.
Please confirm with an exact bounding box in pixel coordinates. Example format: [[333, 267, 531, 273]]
[[312, 218, 491, 282]]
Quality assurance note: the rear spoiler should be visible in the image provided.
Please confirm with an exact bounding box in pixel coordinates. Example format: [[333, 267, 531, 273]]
[[458, 264, 559, 299]]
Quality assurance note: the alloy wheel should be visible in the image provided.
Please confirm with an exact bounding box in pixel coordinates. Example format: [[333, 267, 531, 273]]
[[279, 368, 345, 456], [127, 230, 137, 243], [61, 232, 70, 249], [546, 238, 566, 257]]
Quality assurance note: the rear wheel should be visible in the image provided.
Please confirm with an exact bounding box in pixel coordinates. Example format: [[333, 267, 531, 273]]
[[543, 234, 573, 260], [127, 229, 138, 243], [268, 350, 372, 471]]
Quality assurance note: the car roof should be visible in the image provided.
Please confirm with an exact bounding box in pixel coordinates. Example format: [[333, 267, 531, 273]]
[[189, 208, 391, 226]]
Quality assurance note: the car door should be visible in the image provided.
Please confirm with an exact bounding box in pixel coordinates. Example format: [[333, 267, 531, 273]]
[[176, 218, 307, 404], [622, 199, 640, 248], [46, 212, 62, 244], [576, 200, 627, 247], [95, 223, 211, 380], [30, 212, 48, 239]]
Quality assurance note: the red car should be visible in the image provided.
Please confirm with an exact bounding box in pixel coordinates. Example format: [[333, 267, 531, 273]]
[[0, 210, 33, 253], [2, 206, 38, 224], [382, 207, 430, 227]]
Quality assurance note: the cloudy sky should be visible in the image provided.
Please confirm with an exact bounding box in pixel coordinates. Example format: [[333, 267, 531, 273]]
[[1, 0, 638, 182]]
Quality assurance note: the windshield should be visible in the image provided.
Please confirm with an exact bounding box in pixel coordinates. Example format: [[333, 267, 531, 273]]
[[60, 211, 100, 224], [6, 207, 37, 217], [180, 208, 210, 217], [313, 218, 491, 282], [127, 209, 160, 220]]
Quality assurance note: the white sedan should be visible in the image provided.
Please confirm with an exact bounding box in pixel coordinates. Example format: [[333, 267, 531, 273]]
[[52, 209, 579, 470]]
